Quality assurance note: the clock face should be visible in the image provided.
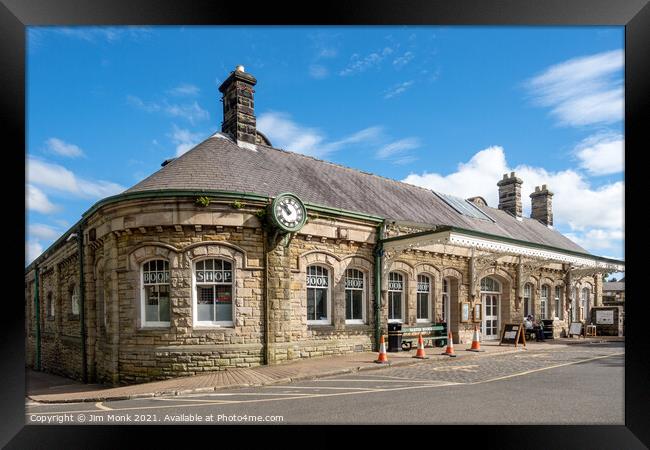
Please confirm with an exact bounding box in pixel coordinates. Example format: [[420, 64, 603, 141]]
[[271, 193, 307, 232]]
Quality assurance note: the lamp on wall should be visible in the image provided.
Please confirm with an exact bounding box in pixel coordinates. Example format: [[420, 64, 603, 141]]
[[66, 233, 78, 242]]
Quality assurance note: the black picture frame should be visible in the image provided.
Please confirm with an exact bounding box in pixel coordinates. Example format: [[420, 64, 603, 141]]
[[3, 0, 646, 447]]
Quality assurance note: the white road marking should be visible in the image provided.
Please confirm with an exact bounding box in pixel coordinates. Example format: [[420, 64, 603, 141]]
[[95, 402, 112, 411], [26, 352, 623, 416], [468, 352, 624, 385]]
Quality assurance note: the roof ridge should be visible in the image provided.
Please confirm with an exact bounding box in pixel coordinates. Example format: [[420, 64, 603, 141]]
[[254, 141, 436, 195]]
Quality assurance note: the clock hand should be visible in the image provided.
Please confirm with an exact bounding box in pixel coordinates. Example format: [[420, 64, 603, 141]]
[[281, 204, 292, 215]]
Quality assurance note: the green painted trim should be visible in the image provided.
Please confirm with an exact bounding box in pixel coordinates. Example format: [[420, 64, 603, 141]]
[[374, 223, 384, 352], [25, 189, 383, 272]]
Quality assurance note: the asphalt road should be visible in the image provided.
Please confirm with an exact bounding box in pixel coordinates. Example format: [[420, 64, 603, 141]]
[[26, 342, 624, 425]]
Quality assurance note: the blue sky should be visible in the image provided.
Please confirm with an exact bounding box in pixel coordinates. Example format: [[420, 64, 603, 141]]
[[26, 26, 625, 275]]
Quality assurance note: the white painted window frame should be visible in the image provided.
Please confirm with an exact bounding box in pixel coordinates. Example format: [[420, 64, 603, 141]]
[[141, 259, 171, 328], [540, 285, 549, 320], [344, 268, 366, 325], [306, 264, 332, 325], [387, 271, 405, 324], [416, 274, 432, 323], [192, 257, 235, 328]]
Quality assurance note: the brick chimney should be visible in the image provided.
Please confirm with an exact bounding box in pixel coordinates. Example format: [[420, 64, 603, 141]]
[[218, 65, 257, 149], [497, 172, 523, 219], [530, 184, 554, 227]]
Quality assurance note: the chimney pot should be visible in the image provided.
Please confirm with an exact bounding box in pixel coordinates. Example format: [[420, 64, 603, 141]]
[[530, 184, 553, 226], [510, 171, 515, 178], [218, 67, 258, 148]]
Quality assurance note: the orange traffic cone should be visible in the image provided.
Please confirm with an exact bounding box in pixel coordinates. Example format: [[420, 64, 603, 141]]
[[467, 324, 484, 352], [375, 335, 389, 364], [442, 330, 457, 357], [413, 333, 429, 359]]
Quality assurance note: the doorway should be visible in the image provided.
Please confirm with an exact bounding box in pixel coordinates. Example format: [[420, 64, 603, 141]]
[[480, 277, 501, 340]]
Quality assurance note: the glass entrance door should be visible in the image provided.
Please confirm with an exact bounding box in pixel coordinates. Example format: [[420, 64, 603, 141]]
[[482, 294, 499, 340]]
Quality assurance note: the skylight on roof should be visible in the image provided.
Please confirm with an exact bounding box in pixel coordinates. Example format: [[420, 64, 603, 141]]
[[433, 191, 495, 222]]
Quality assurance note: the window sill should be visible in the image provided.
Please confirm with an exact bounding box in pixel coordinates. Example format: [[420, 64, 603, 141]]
[[345, 320, 365, 325], [138, 324, 171, 331], [193, 324, 235, 330]]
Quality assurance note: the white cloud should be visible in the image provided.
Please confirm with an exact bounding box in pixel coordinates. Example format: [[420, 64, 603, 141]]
[[26, 184, 58, 213], [384, 81, 414, 99], [318, 48, 338, 58], [127, 95, 160, 113], [171, 125, 204, 157], [257, 111, 382, 158], [26, 240, 43, 265], [167, 83, 200, 97], [393, 51, 414, 68], [402, 146, 624, 244], [27, 158, 125, 199], [525, 49, 624, 127], [376, 138, 420, 159], [29, 223, 60, 240], [54, 27, 152, 43], [45, 138, 85, 158], [339, 46, 395, 76], [574, 132, 624, 175], [164, 101, 209, 124], [565, 229, 624, 252], [128, 96, 209, 125], [309, 65, 329, 79]]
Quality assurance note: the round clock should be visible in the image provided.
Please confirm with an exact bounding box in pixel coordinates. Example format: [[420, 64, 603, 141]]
[[270, 193, 307, 233]]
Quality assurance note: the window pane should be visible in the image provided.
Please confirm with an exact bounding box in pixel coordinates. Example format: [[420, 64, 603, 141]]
[[158, 285, 170, 322], [197, 286, 214, 321], [345, 290, 353, 320], [307, 288, 315, 321], [389, 292, 402, 320], [145, 286, 158, 321], [351, 290, 362, 320], [315, 289, 327, 320], [417, 292, 429, 319]]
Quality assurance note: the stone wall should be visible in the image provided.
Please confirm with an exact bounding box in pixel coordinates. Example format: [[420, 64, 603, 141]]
[[24, 196, 605, 385]]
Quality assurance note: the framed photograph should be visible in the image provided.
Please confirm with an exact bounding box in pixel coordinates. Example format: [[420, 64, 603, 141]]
[[473, 303, 482, 322], [460, 302, 471, 323]]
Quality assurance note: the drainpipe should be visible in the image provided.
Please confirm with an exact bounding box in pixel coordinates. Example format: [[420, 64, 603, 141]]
[[78, 225, 88, 383], [34, 265, 41, 371], [373, 223, 385, 352]]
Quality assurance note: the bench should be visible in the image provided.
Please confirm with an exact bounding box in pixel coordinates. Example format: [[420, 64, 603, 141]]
[[400, 323, 448, 351]]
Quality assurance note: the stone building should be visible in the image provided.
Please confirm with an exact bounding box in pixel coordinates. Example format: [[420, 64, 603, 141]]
[[24, 66, 624, 385]]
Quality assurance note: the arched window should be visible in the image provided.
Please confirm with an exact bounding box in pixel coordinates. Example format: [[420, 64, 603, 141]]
[[46, 292, 54, 319], [540, 285, 549, 319], [141, 259, 171, 326], [307, 265, 330, 324], [523, 283, 532, 317], [581, 287, 591, 322], [416, 275, 431, 323], [388, 272, 404, 323], [194, 258, 233, 326], [345, 268, 365, 324], [481, 277, 501, 293], [70, 284, 79, 316], [554, 286, 563, 320]]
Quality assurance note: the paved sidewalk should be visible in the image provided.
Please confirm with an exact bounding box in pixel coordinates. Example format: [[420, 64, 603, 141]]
[[27, 336, 621, 404]]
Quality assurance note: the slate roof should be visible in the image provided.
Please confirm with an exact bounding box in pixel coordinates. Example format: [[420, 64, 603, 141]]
[[126, 133, 588, 254]]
